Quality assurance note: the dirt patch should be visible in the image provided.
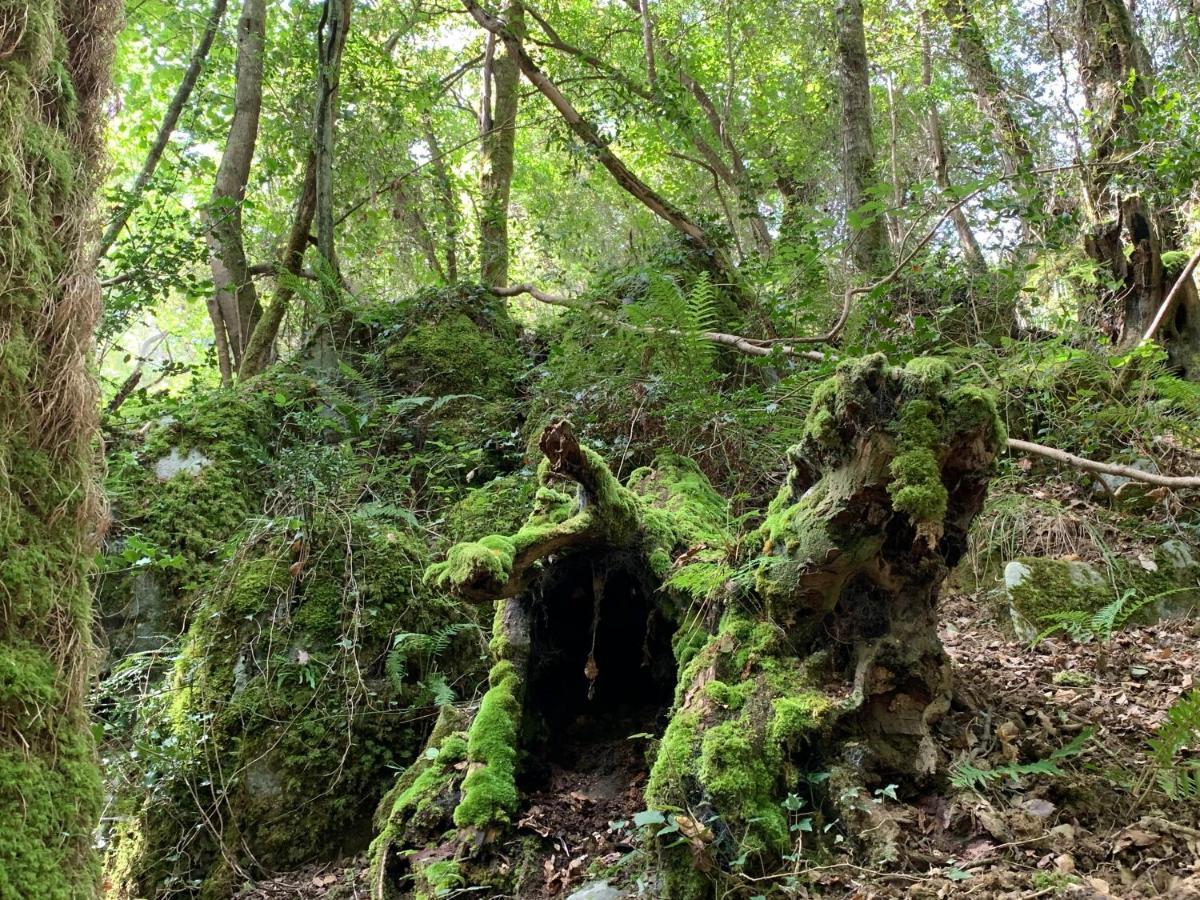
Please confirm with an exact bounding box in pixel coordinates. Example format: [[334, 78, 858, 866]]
[[512, 702, 662, 898]]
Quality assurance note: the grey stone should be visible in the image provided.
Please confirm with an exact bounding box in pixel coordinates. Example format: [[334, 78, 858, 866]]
[[154, 447, 211, 481], [1157, 539, 1197, 572], [245, 759, 283, 800], [567, 882, 625, 900]]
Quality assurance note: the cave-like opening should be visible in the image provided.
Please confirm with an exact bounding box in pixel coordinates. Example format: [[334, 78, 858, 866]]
[[519, 551, 676, 791]]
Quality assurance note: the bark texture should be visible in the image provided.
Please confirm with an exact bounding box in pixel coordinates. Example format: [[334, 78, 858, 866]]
[[204, 0, 267, 384], [0, 0, 119, 893], [479, 2, 523, 287], [836, 0, 890, 275]]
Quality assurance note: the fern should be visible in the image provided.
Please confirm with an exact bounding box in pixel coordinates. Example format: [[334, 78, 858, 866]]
[[950, 729, 1093, 791], [386, 622, 481, 688], [686, 271, 719, 334], [1148, 689, 1200, 799], [1034, 587, 1195, 646]]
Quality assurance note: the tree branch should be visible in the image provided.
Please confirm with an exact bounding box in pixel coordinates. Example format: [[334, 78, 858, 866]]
[[1006, 438, 1200, 488], [99, 0, 228, 258], [461, 0, 714, 253]]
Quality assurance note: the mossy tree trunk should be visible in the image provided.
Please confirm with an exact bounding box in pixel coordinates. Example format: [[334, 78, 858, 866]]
[[648, 355, 1004, 893], [0, 1, 118, 895], [375, 359, 1003, 899], [479, 1, 523, 287]]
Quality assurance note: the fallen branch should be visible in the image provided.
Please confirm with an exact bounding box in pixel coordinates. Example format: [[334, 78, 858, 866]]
[[492, 283, 827, 362], [1006, 438, 1200, 488]]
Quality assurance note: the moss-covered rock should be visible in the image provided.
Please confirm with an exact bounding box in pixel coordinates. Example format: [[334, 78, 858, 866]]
[[1004, 543, 1200, 641], [108, 505, 484, 897]]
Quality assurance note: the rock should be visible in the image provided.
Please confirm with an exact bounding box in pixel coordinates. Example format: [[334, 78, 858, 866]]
[[154, 446, 212, 481], [1157, 539, 1197, 572], [245, 759, 284, 801], [1092, 457, 1158, 497], [1004, 545, 1200, 641], [1004, 558, 1103, 642], [567, 882, 625, 900]]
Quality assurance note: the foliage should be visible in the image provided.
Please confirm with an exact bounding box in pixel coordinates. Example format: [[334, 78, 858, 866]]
[[949, 730, 1093, 792], [1148, 689, 1200, 800]]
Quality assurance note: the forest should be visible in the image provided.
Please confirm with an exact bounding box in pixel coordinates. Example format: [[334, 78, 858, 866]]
[[3, 0, 1200, 897]]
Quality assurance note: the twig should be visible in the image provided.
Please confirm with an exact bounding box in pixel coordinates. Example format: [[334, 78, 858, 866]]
[[1006, 438, 1200, 488]]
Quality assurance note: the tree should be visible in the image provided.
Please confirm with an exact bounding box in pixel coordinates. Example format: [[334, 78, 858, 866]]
[[836, 0, 890, 275], [479, 2, 524, 287], [203, 0, 267, 385], [0, 0, 119, 894], [377, 358, 1005, 895], [99, 0, 229, 259]]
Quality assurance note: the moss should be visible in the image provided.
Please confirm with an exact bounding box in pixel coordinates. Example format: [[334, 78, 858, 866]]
[[699, 720, 789, 853], [1005, 554, 1200, 638], [0, 4, 109, 895], [888, 399, 948, 525], [1161, 249, 1191, 276], [454, 660, 522, 829], [445, 475, 536, 544], [426, 536, 517, 593], [421, 859, 466, 895], [768, 692, 833, 746]]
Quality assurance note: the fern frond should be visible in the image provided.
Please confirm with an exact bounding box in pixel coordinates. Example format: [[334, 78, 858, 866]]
[[1149, 689, 1200, 799], [950, 729, 1092, 792]]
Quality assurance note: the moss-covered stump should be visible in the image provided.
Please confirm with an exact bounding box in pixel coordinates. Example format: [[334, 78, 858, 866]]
[[647, 355, 1004, 893], [370, 422, 732, 898], [1004, 541, 1200, 641]]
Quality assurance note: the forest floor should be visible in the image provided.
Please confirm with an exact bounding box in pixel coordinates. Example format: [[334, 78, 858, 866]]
[[231, 592, 1200, 900]]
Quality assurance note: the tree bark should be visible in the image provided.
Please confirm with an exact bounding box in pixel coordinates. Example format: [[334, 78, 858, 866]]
[[424, 114, 460, 283], [1073, 0, 1153, 221], [239, 150, 318, 379], [100, 0, 228, 258], [836, 0, 890, 275], [315, 0, 352, 290], [0, 0, 119, 893], [940, 0, 1035, 182], [922, 14, 987, 272], [479, 2, 523, 287], [203, 0, 267, 385]]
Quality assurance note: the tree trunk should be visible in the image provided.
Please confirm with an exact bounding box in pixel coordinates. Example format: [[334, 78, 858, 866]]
[[462, 0, 728, 276], [239, 149, 317, 379], [940, 0, 1035, 182], [480, 2, 523, 287], [315, 0, 351, 293], [100, 0, 228, 258], [836, 0, 890, 275], [204, 0, 267, 385], [424, 114, 460, 283], [922, 14, 987, 272], [373, 358, 1005, 896], [0, 0, 119, 893], [242, 0, 350, 379], [1074, 0, 1153, 221], [1072, 0, 1200, 370]]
